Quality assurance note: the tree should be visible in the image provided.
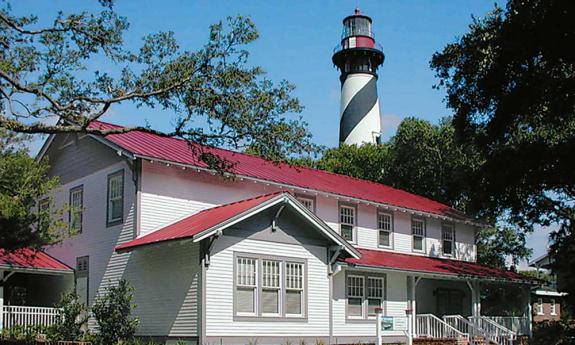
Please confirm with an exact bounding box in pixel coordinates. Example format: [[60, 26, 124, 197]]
[[431, 0, 575, 301], [299, 117, 531, 267], [0, 129, 65, 251], [92, 279, 139, 345], [0, 0, 316, 165], [48, 291, 89, 342]]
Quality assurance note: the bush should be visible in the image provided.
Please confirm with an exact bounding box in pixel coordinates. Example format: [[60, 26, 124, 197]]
[[531, 320, 575, 345], [47, 291, 88, 342], [1, 325, 46, 343], [92, 279, 139, 345]]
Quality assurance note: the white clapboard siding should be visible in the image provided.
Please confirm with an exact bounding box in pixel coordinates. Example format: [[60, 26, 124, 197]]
[[205, 236, 330, 337]]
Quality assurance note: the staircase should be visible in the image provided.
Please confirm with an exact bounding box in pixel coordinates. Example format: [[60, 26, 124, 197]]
[[441, 315, 516, 345], [415, 314, 468, 341]]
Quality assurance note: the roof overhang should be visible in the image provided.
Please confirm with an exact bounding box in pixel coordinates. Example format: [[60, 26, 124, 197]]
[[534, 290, 568, 297], [0, 265, 73, 276]]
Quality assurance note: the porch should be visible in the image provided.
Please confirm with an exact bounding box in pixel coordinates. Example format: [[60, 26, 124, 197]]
[[0, 248, 74, 330]]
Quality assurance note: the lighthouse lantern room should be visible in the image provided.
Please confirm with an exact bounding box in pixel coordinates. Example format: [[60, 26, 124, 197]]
[[333, 8, 385, 146]]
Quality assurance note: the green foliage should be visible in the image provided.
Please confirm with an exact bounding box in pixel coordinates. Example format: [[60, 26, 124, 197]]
[[530, 320, 575, 345], [47, 291, 89, 342], [92, 279, 139, 345], [0, 129, 65, 250], [0, 1, 317, 166], [1, 324, 46, 343], [477, 226, 531, 268], [431, 0, 575, 306]]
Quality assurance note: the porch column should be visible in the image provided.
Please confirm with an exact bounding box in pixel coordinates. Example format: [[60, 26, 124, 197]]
[[407, 276, 420, 338], [467, 280, 481, 320], [525, 285, 533, 337], [0, 270, 4, 332]]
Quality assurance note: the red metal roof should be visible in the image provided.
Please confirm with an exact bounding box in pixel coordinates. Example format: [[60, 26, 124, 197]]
[[116, 192, 282, 251], [343, 248, 527, 282], [0, 248, 73, 273], [90, 121, 470, 221]]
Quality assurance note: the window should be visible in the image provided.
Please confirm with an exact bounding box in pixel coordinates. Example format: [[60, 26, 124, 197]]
[[346, 273, 385, 319], [236, 257, 257, 315], [285, 262, 304, 316], [339, 204, 356, 242], [550, 299, 556, 315], [412, 218, 425, 252], [442, 224, 454, 256], [235, 255, 306, 319], [377, 212, 393, 248], [536, 298, 544, 315], [347, 275, 364, 318], [262, 260, 281, 315], [69, 186, 83, 233], [76, 256, 89, 306], [107, 170, 124, 225], [367, 277, 384, 316], [296, 195, 315, 213]]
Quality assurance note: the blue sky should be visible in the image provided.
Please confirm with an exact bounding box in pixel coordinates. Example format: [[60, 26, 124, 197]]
[[11, 0, 552, 260]]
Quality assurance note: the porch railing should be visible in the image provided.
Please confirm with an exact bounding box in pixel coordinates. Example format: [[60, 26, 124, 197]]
[[2, 305, 60, 329], [443, 314, 488, 341], [469, 316, 516, 345], [484, 316, 530, 336], [416, 313, 468, 339]]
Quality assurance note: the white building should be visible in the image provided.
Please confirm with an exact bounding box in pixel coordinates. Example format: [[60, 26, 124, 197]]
[[3, 120, 530, 345]]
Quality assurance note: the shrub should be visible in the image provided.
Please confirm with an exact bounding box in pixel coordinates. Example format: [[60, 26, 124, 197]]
[[92, 279, 139, 345], [47, 291, 88, 341]]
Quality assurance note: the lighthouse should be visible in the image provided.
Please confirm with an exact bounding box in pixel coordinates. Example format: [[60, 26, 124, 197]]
[[333, 8, 385, 146]]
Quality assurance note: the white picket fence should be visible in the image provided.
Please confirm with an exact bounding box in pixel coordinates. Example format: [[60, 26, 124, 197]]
[[2, 305, 60, 329]]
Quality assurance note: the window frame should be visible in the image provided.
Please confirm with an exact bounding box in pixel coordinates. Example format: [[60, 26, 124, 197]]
[[536, 298, 544, 315], [294, 194, 316, 213], [345, 271, 386, 321], [69, 185, 84, 233], [441, 223, 455, 257], [411, 217, 426, 253], [339, 202, 357, 243], [233, 252, 307, 321], [106, 169, 124, 227], [550, 298, 556, 315], [75, 256, 89, 306], [235, 257, 258, 316], [377, 210, 393, 249]]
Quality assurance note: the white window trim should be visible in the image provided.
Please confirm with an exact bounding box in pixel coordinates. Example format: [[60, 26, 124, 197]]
[[411, 217, 426, 253], [537, 298, 544, 315], [261, 259, 282, 317], [339, 203, 357, 243], [295, 194, 316, 213], [441, 223, 455, 257], [69, 185, 84, 233], [106, 170, 124, 226], [236, 257, 258, 317], [377, 211, 393, 249], [550, 299, 556, 315]]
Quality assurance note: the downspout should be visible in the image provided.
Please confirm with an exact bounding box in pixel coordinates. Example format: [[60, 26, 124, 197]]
[[327, 245, 343, 345]]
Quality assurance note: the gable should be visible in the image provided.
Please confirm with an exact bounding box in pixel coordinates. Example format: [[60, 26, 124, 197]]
[[43, 134, 124, 184]]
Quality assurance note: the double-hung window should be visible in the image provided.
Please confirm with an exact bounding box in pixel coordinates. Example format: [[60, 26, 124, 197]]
[[261, 260, 281, 315], [347, 275, 364, 318], [235, 255, 306, 319], [412, 218, 425, 252], [536, 298, 544, 315], [442, 224, 454, 256], [346, 274, 385, 319], [550, 299, 556, 315], [69, 186, 84, 233], [285, 262, 304, 316], [378, 212, 393, 248], [107, 170, 124, 226], [296, 196, 315, 213], [339, 204, 356, 242], [236, 258, 257, 315]]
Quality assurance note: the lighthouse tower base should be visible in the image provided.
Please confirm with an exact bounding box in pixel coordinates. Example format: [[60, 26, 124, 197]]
[[339, 73, 382, 146]]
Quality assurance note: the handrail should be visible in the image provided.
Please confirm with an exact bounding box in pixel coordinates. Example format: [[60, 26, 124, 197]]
[[469, 316, 516, 345], [484, 316, 530, 335], [416, 314, 467, 339]]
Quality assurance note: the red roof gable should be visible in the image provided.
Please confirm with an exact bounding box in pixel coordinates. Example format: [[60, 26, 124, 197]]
[[116, 192, 282, 251], [0, 248, 73, 273], [342, 249, 527, 282], [89, 121, 470, 222]]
